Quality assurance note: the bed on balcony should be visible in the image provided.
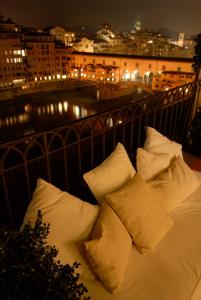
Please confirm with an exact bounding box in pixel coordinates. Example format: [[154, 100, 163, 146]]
[[1, 83, 201, 300]]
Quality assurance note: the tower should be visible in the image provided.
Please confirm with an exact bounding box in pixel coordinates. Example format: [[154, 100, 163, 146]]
[[131, 15, 141, 34], [135, 15, 141, 31], [178, 32, 184, 47]]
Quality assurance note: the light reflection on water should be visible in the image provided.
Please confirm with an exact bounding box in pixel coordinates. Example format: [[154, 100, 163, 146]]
[[0, 101, 93, 128], [0, 86, 149, 144], [0, 90, 98, 144]]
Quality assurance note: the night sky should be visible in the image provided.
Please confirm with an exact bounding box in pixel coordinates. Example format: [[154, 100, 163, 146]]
[[1, 0, 201, 35]]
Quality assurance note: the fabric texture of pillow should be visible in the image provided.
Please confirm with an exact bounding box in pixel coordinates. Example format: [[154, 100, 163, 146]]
[[84, 202, 132, 294], [22, 178, 100, 279], [149, 156, 201, 212], [144, 127, 182, 159], [83, 142, 136, 203], [136, 147, 171, 181], [105, 174, 173, 252]]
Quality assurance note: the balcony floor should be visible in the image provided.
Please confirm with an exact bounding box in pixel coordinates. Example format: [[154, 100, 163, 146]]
[[183, 151, 201, 172]]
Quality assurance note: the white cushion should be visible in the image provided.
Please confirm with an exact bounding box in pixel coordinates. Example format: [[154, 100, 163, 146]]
[[22, 178, 100, 279], [105, 174, 173, 252], [84, 202, 132, 294], [149, 156, 201, 212], [144, 127, 182, 159], [83, 143, 136, 203], [136, 147, 171, 181]]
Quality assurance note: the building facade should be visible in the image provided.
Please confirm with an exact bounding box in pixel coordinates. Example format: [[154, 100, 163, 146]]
[[0, 15, 196, 95], [69, 52, 193, 84]]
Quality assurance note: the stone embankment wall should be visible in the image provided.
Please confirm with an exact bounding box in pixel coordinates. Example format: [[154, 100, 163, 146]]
[[0, 79, 93, 102]]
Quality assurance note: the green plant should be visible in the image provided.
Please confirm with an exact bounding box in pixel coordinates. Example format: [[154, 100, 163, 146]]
[[0, 211, 90, 300]]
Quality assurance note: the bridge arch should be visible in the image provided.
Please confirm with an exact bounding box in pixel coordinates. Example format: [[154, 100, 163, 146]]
[[143, 71, 154, 85]]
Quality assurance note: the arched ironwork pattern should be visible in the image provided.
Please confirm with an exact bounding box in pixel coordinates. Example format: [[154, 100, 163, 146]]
[[0, 81, 199, 228]]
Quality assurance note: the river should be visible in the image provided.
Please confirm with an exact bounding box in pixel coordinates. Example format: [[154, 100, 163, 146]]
[[0, 86, 149, 144]]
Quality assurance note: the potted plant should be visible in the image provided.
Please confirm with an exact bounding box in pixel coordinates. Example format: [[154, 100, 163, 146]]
[[0, 211, 90, 300]]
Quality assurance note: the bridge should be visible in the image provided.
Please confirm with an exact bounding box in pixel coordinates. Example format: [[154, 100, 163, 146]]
[[78, 79, 154, 100]]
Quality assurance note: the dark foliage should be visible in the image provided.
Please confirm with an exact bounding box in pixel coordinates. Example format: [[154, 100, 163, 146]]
[[189, 108, 201, 156], [0, 211, 90, 300], [192, 33, 201, 80]]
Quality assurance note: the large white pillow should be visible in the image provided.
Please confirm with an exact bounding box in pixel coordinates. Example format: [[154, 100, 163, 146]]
[[105, 174, 173, 252], [22, 178, 100, 280], [84, 202, 132, 294], [136, 147, 171, 181], [149, 156, 201, 212], [83, 143, 136, 203], [144, 127, 182, 159]]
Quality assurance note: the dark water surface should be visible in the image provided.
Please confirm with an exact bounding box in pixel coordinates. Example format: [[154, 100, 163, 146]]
[[0, 87, 149, 144]]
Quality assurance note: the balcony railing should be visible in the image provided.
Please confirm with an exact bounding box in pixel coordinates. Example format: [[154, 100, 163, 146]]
[[0, 81, 200, 228]]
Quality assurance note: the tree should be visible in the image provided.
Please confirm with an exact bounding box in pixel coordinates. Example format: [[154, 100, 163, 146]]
[[192, 33, 201, 81]]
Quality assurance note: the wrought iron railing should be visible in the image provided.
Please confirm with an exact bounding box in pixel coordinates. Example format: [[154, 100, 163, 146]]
[[0, 81, 199, 228]]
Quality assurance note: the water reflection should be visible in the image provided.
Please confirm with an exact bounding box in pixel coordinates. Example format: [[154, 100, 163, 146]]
[[0, 89, 98, 143], [0, 86, 149, 144]]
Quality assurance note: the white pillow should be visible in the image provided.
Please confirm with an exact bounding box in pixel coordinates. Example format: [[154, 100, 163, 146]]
[[83, 143, 136, 203], [149, 156, 200, 212], [84, 203, 132, 294], [22, 178, 100, 280], [136, 148, 171, 181], [144, 127, 182, 159], [105, 174, 173, 252]]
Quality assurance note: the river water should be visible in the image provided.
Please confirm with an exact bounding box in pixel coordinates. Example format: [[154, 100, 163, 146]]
[[0, 86, 149, 144]]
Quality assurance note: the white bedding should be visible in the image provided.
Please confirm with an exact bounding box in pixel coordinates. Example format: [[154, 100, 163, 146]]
[[81, 171, 201, 300]]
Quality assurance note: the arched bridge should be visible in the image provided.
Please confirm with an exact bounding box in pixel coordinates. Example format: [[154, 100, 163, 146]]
[[77, 80, 154, 100]]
